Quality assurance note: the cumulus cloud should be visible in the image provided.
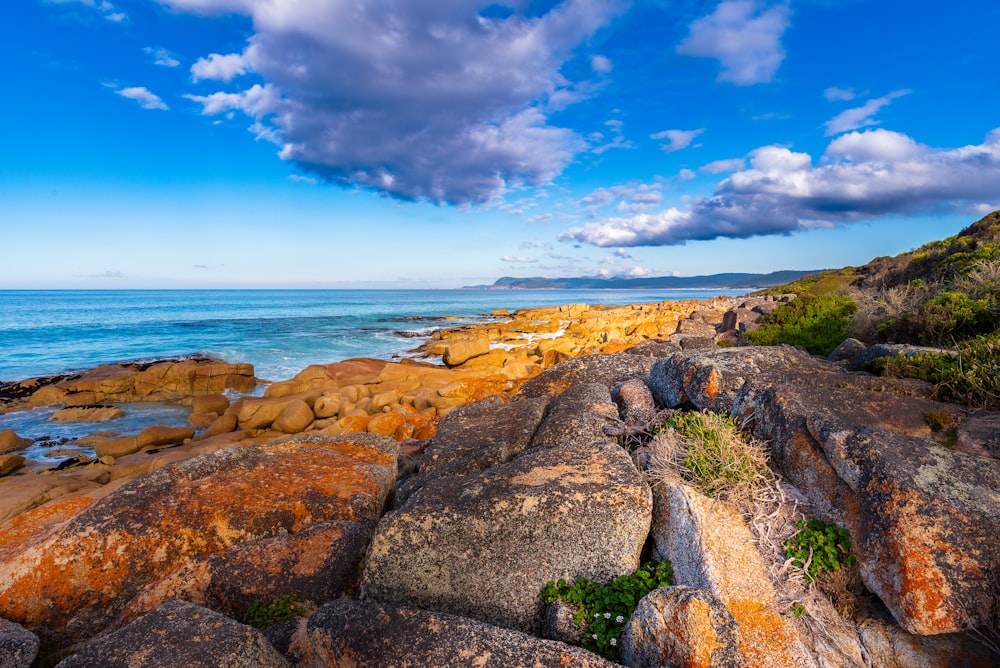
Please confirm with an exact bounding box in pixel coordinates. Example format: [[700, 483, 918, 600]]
[[651, 128, 705, 153], [145, 46, 180, 67], [115, 86, 168, 110], [676, 0, 790, 85], [677, 168, 697, 180], [191, 53, 248, 82], [168, 0, 628, 204], [591, 54, 613, 73], [824, 89, 910, 136], [701, 158, 745, 173], [560, 127, 1000, 246]]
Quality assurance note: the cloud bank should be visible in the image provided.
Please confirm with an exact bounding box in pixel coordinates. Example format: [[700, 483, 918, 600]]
[[171, 0, 628, 204], [561, 128, 1000, 246]]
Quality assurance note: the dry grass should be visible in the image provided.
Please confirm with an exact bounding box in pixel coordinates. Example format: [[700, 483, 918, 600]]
[[851, 282, 934, 342]]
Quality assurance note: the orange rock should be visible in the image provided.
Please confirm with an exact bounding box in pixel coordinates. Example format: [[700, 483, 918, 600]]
[[0, 430, 32, 455], [200, 413, 239, 440], [0, 455, 25, 477], [0, 434, 398, 649], [191, 394, 230, 415], [367, 412, 404, 437], [136, 425, 195, 448], [338, 415, 372, 434], [187, 412, 217, 428], [271, 400, 314, 434], [95, 436, 141, 459]]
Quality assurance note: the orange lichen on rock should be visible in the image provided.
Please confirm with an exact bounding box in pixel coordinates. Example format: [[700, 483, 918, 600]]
[[0, 495, 94, 552], [729, 598, 804, 668]]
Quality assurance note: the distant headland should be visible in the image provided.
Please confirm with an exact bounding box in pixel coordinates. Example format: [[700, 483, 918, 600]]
[[463, 269, 824, 290]]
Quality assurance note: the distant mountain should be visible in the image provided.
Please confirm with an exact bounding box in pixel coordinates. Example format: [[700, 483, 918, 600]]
[[463, 270, 823, 290]]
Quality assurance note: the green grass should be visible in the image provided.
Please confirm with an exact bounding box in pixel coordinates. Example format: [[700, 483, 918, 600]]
[[784, 519, 856, 582]]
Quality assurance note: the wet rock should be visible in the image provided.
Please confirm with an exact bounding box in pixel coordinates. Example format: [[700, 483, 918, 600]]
[[50, 405, 125, 423], [621, 586, 740, 668], [56, 600, 289, 668], [303, 599, 617, 668]]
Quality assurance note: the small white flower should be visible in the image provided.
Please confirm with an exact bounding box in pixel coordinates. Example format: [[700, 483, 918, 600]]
[[592, 633, 599, 640], [615, 615, 624, 623], [594, 612, 601, 618], [610, 638, 617, 647], [604, 612, 611, 619]]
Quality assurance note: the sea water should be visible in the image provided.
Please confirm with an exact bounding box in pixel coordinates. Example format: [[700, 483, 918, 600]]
[[0, 289, 745, 460]]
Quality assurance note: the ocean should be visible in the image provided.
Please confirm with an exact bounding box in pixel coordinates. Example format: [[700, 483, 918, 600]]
[[0, 288, 746, 460]]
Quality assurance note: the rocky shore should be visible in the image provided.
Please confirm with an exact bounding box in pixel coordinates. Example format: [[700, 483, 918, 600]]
[[1, 294, 998, 667]]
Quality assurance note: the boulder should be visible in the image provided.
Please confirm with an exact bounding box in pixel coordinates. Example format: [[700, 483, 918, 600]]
[[303, 599, 617, 668], [49, 405, 125, 423], [271, 400, 314, 434], [612, 378, 656, 425], [191, 394, 230, 415], [136, 425, 194, 448], [200, 413, 238, 439], [621, 586, 740, 668], [366, 411, 404, 437], [0, 475, 99, 524], [529, 383, 620, 450], [828, 337, 867, 367], [120, 520, 370, 623], [756, 382, 1000, 635], [854, 343, 950, 371], [442, 337, 490, 367], [237, 394, 318, 431], [55, 600, 289, 668], [518, 353, 656, 399], [0, 431, 31, 456], [362, 440, 651, 633], [0, 433, 397, 650], [0, 617, 39, 668], [94, 436, 140, 458], [0, 456, 25, 478], [187, 412, 217, 428]]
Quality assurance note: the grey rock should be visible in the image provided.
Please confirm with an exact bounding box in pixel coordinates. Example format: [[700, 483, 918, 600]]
[[56, 601, 289, 668], [854, 343, 949, 371], [612, 378, 656, 425], [626, 339, 682, 358], [541, 600, 586, 645], [0, 618, 39, 668], [621, 586, 739, 668], [530, 383, 620, 450], [304, 599, 618, 667], [518, 353, 656, 399], [362, 440, 651, 633], [828, 337, 867, 367]]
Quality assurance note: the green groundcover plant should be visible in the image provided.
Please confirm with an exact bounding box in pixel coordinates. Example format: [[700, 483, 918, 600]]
[[784, 519, 856, 582], [746, 294, 857, 356], [242, 593, 301, 629], [540, 560, 674, 660]]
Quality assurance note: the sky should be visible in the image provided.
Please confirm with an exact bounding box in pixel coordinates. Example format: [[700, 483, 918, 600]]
[[2, 0, 998, 289]]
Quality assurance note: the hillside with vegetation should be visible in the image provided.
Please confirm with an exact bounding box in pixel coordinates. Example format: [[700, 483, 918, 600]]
[[748, 210, 1000, 407]]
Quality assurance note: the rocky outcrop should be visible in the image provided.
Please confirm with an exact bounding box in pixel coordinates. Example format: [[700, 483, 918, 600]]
[[0, 432, 30, 456], [303, 599, 617, 668], [0, 433, 397, 651], [56, 601, 289, 668]]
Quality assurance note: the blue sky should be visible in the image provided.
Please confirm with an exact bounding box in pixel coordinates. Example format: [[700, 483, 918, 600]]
[[2, 0, 998, 288]]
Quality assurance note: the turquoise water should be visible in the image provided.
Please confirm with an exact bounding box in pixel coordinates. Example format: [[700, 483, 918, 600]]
[[0, 288, 746, 460], [0, 289, 745, 383]]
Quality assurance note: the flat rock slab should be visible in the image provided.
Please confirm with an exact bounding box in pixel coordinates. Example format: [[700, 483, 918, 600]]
[[0, 433, 397, 651], [304, 599, 617, 668], [363, 441, 651, 633], [56, 600, 289, 668], [518, 353, 656, 398]]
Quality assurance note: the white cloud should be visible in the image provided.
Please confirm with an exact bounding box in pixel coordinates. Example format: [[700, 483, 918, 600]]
[[501, 255, 539, 263], [50, 0, 127, 22], [191, 53, 248, 82], [186, 83, 275, 116], [700, 158, 745, 173], [167, 0, 629, 204], [288, 174, 318, 184], [676, 0, 790, 85], [115, 86, 168, 110], [824, 86, 858, 102], [145, 47, 180, 68], [581, 183, 663, 212], [521, 240, 553, 249], [591, 54, 613, 73], [592, 117, 634, 155], [650, 128, 705, 153], [560, 127, 1000, 247], [677, 168, 697, 180], [823, 89, 910, 136]]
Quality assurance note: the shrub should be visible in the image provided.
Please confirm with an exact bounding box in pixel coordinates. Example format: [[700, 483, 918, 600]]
[[648, 411, 772, 510], [540, 560, 674, 660], [242, 594, 301, 629], [879, 291, 994, 344], [746, 294, 857, 355], [784, 519, 856, 582], [880, 332, 1000, 408]]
